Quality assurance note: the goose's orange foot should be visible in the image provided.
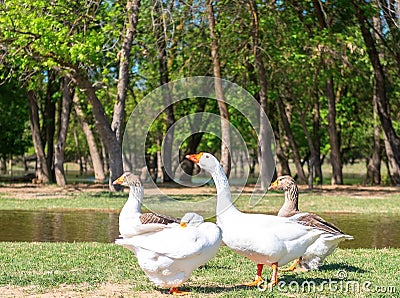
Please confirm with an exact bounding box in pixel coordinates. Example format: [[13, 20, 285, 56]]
[[281, 257, 302, 272], [293, 267, 309, 273], [242, 275, 264, 287], [169, 287, 190, 295], [269, 263, 279, 287]]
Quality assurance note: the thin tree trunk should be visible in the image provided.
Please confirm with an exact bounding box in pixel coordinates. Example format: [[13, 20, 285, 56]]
[[276, 97, 307, 183], [312, 0, 343, 185], [73, 93, 105, 182], [366, 12, 382, 185], [99, 138, 109, 174], [180, 132, 204, 181], [70, 70, 122, 190], [54, 77, 74, 186], [153, 0, 175, 182], [249, 0, 271, 190], [354, 2, 400, 184], [0, 158, 5, 174], [180, 99, 207, 182], [384, 137, 400, 184], [312, 72, 323, 184], [276, 138, 291, 177], [43, 71, 57, 183], [27, 90, 50, 183], [326, 77, 343, 185], [299, 112, 316, 189], [112, 0, 141, 144], [73, 128, 83, 176], [206, 0, 231, 177]]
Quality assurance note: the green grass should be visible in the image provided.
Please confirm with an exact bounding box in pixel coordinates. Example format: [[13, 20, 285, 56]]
[[0, 243, 399, 297]]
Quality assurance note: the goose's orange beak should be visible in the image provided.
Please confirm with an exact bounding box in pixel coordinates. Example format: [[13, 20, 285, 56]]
[[113, 176, 124, 185], [185, 153, 203, 164], [268, 180, 278, 191], [180, 222, 187, 228]]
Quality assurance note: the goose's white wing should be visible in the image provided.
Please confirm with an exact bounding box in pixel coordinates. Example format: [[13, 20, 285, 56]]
[[122, 223, 221, 259], [121, 222, 179, 238]]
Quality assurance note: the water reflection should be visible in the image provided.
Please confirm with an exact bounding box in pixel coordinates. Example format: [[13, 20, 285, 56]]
[[1, 210, 399, 248], [1, 210, 119, 243], [320, 212, 400, 249]]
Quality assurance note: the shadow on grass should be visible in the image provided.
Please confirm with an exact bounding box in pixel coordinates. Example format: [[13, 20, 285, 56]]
[[319, 263, 367, 273], [175, 264, 368, 294], [175, 284, 263, 295]]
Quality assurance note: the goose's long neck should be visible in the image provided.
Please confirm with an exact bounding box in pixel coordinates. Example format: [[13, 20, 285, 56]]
[[120, 186, 143, 219], [211, 163, 240, 221], [277, 184, 299, 217]]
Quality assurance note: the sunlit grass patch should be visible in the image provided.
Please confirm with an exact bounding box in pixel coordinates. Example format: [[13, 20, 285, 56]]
[[0, 243, 399, 297]]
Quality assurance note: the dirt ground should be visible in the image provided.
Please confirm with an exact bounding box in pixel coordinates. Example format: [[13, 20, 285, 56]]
[[0, 284, 171, 298], [0, 181, 399, 200]]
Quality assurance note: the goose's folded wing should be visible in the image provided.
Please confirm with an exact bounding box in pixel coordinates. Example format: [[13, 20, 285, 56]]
[[126, 226, 219, 259], [289, 212, 346, 235], [121, 222, 179, 237], [140, 213, 180, 225]]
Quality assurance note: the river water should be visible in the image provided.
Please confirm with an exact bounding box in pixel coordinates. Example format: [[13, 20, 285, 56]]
[[1, 210, 399, 248]]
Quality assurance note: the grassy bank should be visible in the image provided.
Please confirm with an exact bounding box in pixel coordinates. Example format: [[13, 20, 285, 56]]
[[0, 242, 399, 297], [1, 189, 400, 214]]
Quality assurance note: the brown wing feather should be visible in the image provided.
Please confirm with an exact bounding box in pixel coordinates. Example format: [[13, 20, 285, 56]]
[[295, 212, 345, 235], [139, 213, 180, 225]]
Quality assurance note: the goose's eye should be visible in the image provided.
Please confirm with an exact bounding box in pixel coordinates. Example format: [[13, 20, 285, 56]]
[[206, 155, 209, 158]]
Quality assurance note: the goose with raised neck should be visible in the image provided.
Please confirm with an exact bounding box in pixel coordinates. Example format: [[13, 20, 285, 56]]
[[186, 152, 324, 288], [269, 175, 353, 270]]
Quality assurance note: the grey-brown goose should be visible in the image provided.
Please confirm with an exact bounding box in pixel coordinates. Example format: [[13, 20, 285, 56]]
[[269, 175, 353, 270], [113, 172, 179, 238]]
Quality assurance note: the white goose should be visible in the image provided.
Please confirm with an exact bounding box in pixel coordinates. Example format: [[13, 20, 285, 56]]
[[186, 152, 324, 287], [116, 212, 222, 295], [113, 172, 179, 238], [269, 175, 353, 270]]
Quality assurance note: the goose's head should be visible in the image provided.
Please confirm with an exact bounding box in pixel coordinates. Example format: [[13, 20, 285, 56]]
[[113, 172, 142, 188], [180, 212, 204, 228], [185, 152, 220, 174], [268, 175, 296, 191]]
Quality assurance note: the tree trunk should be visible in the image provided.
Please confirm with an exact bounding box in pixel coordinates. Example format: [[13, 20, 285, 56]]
[[299, 112, 316, 189], [312, 72, 323, 184], [206, 0, 231, 177], [180, 99, 207, 182], [276, 137, 291, 177], [99, 138, 109, 174], [354, 2, 400, 184], [27, 90, 50, 183], [326, 77, 343, 185], [54, 77, 74, 187], [384, 136, 400, 185], [73, 92, 106, 182], [0, 158, 5, 174], [311, 0, 343, 185], [180, 132, 205, 182], [70, 70, 122, 190], [249, 0, 272, 190], [366, 12, 382, 185], [153, 0, 175, 183], [43, 71, 57, 183], [112, 0, 141, 144], [276, 97, 307, 183]]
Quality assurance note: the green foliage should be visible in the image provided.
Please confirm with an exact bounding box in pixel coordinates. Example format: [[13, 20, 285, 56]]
[[0, 80, 31, 158], [1, 0, 399, 182]]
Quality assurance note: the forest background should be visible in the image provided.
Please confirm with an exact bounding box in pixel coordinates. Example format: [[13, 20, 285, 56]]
[[0, 0, 399, 191]]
